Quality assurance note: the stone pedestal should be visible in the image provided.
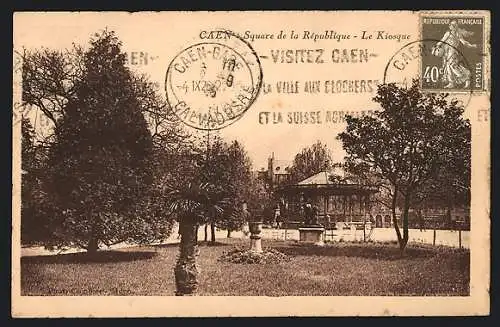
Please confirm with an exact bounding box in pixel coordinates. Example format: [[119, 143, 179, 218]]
[[250, 235, 263, 253], [299, 226, 325, 246], [249, 222, 263, 253]]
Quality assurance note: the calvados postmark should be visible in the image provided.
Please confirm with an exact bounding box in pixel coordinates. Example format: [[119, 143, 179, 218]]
[[165, 29, 263, 131], [420, 14, 485, 92]]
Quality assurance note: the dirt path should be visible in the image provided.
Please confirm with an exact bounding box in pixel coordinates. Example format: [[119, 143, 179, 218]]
[[20, 226, 468, 257]]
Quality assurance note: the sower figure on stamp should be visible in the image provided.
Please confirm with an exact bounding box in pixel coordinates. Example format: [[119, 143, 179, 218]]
[[432, 20, 477, 89]]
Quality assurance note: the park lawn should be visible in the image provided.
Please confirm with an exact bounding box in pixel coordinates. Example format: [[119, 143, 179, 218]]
[[21, 239, 469, 296]]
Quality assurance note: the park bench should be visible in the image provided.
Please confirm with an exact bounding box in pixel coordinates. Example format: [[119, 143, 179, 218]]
[[344, 221, 372, 230]]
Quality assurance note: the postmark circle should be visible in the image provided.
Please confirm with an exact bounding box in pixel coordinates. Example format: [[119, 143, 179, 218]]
[[165, 30, 263, 131], [384, 39, 473, 109]]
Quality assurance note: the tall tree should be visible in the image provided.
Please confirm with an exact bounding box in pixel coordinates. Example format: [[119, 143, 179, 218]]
[[217, 140, 253, 237], [22, 30, 172, 254], [289, 141, 332, 183], [195, 137, 252, 241], [412, 105, 471, 227], [20, 29, 195, 252], [338, 80, 471, 251], [20, 118, 48, 244]]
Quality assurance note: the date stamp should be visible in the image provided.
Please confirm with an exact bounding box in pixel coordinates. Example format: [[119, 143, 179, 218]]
[[420, 15, 485, 92], [165, 29, 263, 131]]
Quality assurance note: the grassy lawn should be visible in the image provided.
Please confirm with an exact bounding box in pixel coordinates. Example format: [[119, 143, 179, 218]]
[[21, 239, 469, 296]]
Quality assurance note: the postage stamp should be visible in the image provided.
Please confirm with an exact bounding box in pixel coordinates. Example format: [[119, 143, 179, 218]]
[[420, 14, 485, 92], [165, 30, 263, 130]]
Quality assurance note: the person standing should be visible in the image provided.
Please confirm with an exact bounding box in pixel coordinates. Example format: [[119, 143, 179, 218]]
[[273, 204, 281, 228]]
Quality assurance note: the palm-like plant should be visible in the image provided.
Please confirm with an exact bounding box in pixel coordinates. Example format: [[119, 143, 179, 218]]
[[167, 182, 232, 296]]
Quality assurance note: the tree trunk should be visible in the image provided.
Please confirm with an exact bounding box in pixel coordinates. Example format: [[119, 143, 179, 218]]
[[401, 194, 410, 251], [210, 223, 216, 244], [446, 202, 452, 229], [391, 186, 404, 248], [227, 229, 232, 238], [174, 217, 199, 296], [87, 234, 99, 255], [204, 224, 208, 242], [87, 222, 99, 256]]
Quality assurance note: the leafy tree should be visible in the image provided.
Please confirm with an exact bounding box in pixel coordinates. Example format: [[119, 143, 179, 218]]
[[338, 80, 470, 251], [21, 30, 176, 254], [218, 140, 253, 237], [20, 39, 178, 140], [289, 141, 332, 183], [21, 44, 85, 129], [21, 118, 37, 170], [412, 105, 471, 228], [196, 136, 253, 241], [246, 175, 273, 222], [21, 118, 47, 244]]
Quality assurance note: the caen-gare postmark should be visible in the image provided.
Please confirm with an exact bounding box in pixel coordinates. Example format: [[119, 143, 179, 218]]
[[165, 30, 263, 131]]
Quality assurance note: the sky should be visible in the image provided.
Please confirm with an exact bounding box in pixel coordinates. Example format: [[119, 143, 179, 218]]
[[13, 12, 481, 170]]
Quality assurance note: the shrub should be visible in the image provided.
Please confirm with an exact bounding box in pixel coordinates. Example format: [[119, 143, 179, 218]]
[[218, 247, 291, 264]]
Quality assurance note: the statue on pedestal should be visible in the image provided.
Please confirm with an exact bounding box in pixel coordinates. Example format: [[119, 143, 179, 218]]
[[299, 201, 324, 246], [303, 201, 319, 227]]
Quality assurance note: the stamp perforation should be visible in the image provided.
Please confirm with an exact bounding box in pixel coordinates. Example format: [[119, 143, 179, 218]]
[[418, 11, 488, 93]]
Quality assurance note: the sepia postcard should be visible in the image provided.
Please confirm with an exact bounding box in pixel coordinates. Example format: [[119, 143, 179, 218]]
[[12, 11, 491, 317]]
